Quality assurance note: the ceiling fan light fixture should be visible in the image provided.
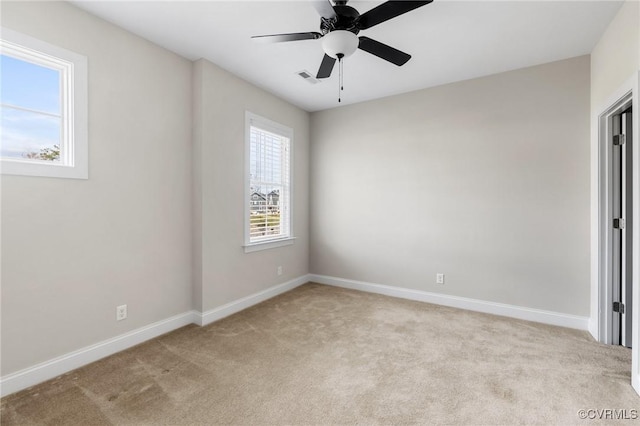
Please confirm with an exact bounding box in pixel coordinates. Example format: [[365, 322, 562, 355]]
[[322, 30, 359, 59]]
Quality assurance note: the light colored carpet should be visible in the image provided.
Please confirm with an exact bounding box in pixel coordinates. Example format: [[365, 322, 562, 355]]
[[1, 283, 638, 425]]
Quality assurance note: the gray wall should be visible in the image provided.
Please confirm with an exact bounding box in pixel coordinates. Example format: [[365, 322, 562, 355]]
[[192, 59, 309, 312], [1, 2, 193, 375], [310, 55, 591, 316]]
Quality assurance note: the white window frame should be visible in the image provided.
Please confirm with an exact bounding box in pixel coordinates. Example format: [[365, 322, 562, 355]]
[[0, 27, 88, 179], [244, 111, 294, 253]]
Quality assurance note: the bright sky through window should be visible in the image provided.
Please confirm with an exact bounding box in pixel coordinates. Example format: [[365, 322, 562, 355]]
[[0, 54, 62, 161]]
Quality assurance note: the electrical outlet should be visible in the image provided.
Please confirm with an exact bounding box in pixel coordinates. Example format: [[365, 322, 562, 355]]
[[436, 273, 445, 285], [116, 304, 127, 321], [277, 266, 283, 276]]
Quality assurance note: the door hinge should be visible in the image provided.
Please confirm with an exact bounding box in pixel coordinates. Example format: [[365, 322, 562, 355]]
[[613, 218, 625, 229], [613, 301, 625, 314], [613, 134, 626, 145]]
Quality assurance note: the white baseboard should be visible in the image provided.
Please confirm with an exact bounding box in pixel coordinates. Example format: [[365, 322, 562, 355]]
[[310, 274, 589, 331], [0, 311, 198, 398], [196, 275, 310, 326], [0, 275, 310, 398]]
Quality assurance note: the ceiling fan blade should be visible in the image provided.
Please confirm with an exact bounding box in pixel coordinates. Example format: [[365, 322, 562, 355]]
[[357, 1, 432, 30], [358, 36, 411, 66], [316, 54, 336, 79], [251, 32, 322, 43], [311, 0, 336, 19]]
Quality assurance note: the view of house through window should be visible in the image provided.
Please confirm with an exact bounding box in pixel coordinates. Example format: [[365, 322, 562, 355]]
[[247, 116, 291, 244]]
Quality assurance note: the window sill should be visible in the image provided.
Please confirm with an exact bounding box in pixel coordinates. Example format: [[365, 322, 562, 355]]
[[1, 159, 88, 179], [244, 237, 295, 253]]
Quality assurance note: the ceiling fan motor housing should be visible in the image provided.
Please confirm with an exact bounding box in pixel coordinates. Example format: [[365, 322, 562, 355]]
[[332, 5, 360, 31], [320, 4, 361, 35]]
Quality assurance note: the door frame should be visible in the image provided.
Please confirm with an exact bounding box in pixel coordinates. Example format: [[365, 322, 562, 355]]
[[596, 93, 632, 346], [592, 71, 640, 396]]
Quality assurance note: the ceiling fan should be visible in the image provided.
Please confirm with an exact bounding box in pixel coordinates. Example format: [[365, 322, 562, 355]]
[[251, 0, 433, 80]]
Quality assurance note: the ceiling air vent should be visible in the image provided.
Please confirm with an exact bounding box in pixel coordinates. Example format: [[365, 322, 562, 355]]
[[296, 70, 320, 84]]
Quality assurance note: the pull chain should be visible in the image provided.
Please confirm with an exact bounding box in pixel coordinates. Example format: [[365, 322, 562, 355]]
[[340, 56, 344, 90], [337, 53, 344, 103]]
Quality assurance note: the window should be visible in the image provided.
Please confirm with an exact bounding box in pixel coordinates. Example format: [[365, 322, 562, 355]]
[[244, 112, 294, 252], [1, 28, 87, 179]]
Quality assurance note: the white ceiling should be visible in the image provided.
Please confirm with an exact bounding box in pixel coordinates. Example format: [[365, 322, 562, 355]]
[[72, 0, 622, 112]]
